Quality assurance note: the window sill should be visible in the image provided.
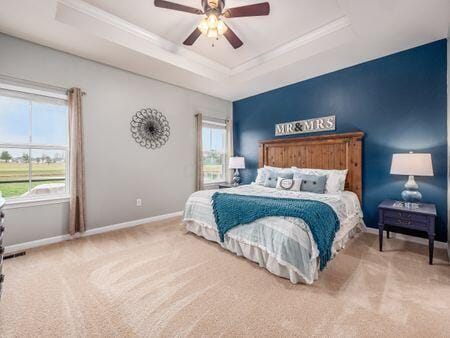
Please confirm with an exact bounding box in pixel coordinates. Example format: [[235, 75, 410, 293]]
[[3, 195, 70, 210], [203, 181, 227, 189]]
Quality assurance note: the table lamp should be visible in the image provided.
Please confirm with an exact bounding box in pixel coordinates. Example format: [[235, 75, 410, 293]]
[[390, 152, 433, 202], [229, 157, 245, 186]]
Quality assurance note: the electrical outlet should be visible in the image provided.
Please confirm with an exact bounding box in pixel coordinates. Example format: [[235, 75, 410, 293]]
[[136, 198, 142, 207]]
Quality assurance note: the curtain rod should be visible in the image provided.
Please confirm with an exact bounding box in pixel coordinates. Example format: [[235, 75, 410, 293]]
[[66, 88, 87, 96]]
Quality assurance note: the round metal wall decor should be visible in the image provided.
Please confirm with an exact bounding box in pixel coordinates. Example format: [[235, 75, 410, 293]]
[[130, 108, 170, 149]]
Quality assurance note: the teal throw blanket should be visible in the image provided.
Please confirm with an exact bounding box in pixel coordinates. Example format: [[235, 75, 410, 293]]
[[211, 192, 340, 270]]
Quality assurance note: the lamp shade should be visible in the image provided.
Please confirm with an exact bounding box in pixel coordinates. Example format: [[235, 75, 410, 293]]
[[229, 157, 245, 169], [390, 153, 433, 176]]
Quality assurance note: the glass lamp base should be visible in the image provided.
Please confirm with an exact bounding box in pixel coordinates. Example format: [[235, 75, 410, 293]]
[[401, 189, 422, 203], [232, 169, 241, 186], [401, 175, 422, 203]]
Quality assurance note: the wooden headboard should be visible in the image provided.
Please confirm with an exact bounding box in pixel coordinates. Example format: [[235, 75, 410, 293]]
[[258, 132, 364, 201]]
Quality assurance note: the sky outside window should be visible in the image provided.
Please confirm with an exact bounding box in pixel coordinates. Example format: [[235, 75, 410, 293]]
[[0, 93, 68, 199]]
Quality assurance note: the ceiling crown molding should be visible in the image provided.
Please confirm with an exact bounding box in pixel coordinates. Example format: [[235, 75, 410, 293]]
[[231, 16, 352, 75], [1, 0, 446, 101], [56, 0, 230, 80], [55, 0, 355, 84]]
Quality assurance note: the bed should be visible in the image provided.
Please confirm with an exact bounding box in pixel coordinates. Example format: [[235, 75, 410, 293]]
[[183, 132, 365, 284]]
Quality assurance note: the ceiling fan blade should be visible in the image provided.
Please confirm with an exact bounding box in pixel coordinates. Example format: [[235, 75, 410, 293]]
[[223, 24, 243, 49], [154, 0, 203, 14], [223, 2, 270, 18], [183, 28, 202, 46]]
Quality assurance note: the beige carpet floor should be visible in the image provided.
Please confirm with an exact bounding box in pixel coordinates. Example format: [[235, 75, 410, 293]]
[[0, 217, 449, 337]]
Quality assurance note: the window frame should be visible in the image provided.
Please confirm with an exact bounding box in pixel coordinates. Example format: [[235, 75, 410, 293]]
[[202, 118, 228, 187], [0, 82, 70, 206]]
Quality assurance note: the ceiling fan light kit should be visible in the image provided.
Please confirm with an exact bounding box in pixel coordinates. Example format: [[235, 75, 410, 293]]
[[154, 0, 270, 49], [198, 14, 228, 39]]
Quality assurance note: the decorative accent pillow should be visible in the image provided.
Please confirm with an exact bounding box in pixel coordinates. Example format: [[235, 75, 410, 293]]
[[292, 167, 348, 193], [264, 170, 293, 188], [255, 167, 295, 186], [294, 173, 327, 194], [276, 177, 302, 191]]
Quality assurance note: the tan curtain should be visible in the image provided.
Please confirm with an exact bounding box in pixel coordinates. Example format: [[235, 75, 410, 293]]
[[225, 118, 234, 184], [195, 113, 203, 191], [68, 88, 86, 235]]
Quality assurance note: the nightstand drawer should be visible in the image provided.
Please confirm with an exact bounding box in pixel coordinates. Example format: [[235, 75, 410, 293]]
[[383, 210, 429, 225], [384, 217, 428, 230]]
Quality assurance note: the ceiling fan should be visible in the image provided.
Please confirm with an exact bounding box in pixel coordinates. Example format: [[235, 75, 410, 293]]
[[154, 0, 270, 49]]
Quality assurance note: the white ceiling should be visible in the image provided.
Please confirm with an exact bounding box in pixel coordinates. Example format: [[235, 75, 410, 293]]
[[83, 0, 346, 69], [0, 0, 448, 101]]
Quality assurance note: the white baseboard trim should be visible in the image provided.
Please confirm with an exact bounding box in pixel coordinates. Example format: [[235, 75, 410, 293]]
[[5, 211, 183, 254], [365, 227, 447, 249], [5, 234, 73, 254], [81, 211, 183, 237], [6, 213, 447, 254]]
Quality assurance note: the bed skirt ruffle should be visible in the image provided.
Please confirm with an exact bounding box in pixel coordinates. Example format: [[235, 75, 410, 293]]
[[184, 219, 362, 284]]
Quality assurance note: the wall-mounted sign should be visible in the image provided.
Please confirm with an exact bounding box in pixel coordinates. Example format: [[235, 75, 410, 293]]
[[275, 115, 335, 136]]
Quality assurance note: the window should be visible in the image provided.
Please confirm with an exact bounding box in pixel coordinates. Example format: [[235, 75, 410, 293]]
[[0, 86, 69, 201], [202, 120, 228, 184]]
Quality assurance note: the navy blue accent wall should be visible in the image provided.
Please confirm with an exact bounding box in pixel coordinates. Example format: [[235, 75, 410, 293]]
[[233, 40, 448, 242]]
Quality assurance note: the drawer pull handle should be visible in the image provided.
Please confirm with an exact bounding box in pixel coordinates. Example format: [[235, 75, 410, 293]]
[[397, 219, 412, 225]]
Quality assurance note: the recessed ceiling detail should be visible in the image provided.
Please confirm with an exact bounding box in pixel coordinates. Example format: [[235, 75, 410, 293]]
[[0, 0, 447, 100], [56, 0, 355, 82], [56, 0, 229, 80]]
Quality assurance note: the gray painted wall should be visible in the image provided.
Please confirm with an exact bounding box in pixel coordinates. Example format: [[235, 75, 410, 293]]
[[0, 34, 232, 246]]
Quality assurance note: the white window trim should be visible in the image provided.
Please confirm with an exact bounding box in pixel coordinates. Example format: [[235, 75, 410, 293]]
[[0, 75, 68, 100], [0, 83, 68, 100], [3, 195, 70, 210], [0, 83, 70, 204], [203, 120, 226, 128], [203, 181, 227, 189]]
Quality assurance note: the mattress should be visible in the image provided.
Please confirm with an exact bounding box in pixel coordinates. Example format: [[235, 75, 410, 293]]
[[183, 184, 364, 284]]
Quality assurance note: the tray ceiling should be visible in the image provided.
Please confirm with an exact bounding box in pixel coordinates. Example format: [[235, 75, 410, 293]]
[[0, 0, 448, 101], [83, 0, 346, 69]]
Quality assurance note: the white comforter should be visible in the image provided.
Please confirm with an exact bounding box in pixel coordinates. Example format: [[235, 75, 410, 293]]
[[183, 184, 364, 284]]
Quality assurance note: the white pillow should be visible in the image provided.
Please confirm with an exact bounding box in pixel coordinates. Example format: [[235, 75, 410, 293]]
[[264, 165, 293, 177], [254, 168, 268, 185], [325, 171, 343, 193], [276, 177, 302, 191], [291, 167, 348, 193]]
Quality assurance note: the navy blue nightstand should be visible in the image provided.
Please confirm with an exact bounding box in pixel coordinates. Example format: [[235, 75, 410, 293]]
[[378, 200, 437, 264]]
